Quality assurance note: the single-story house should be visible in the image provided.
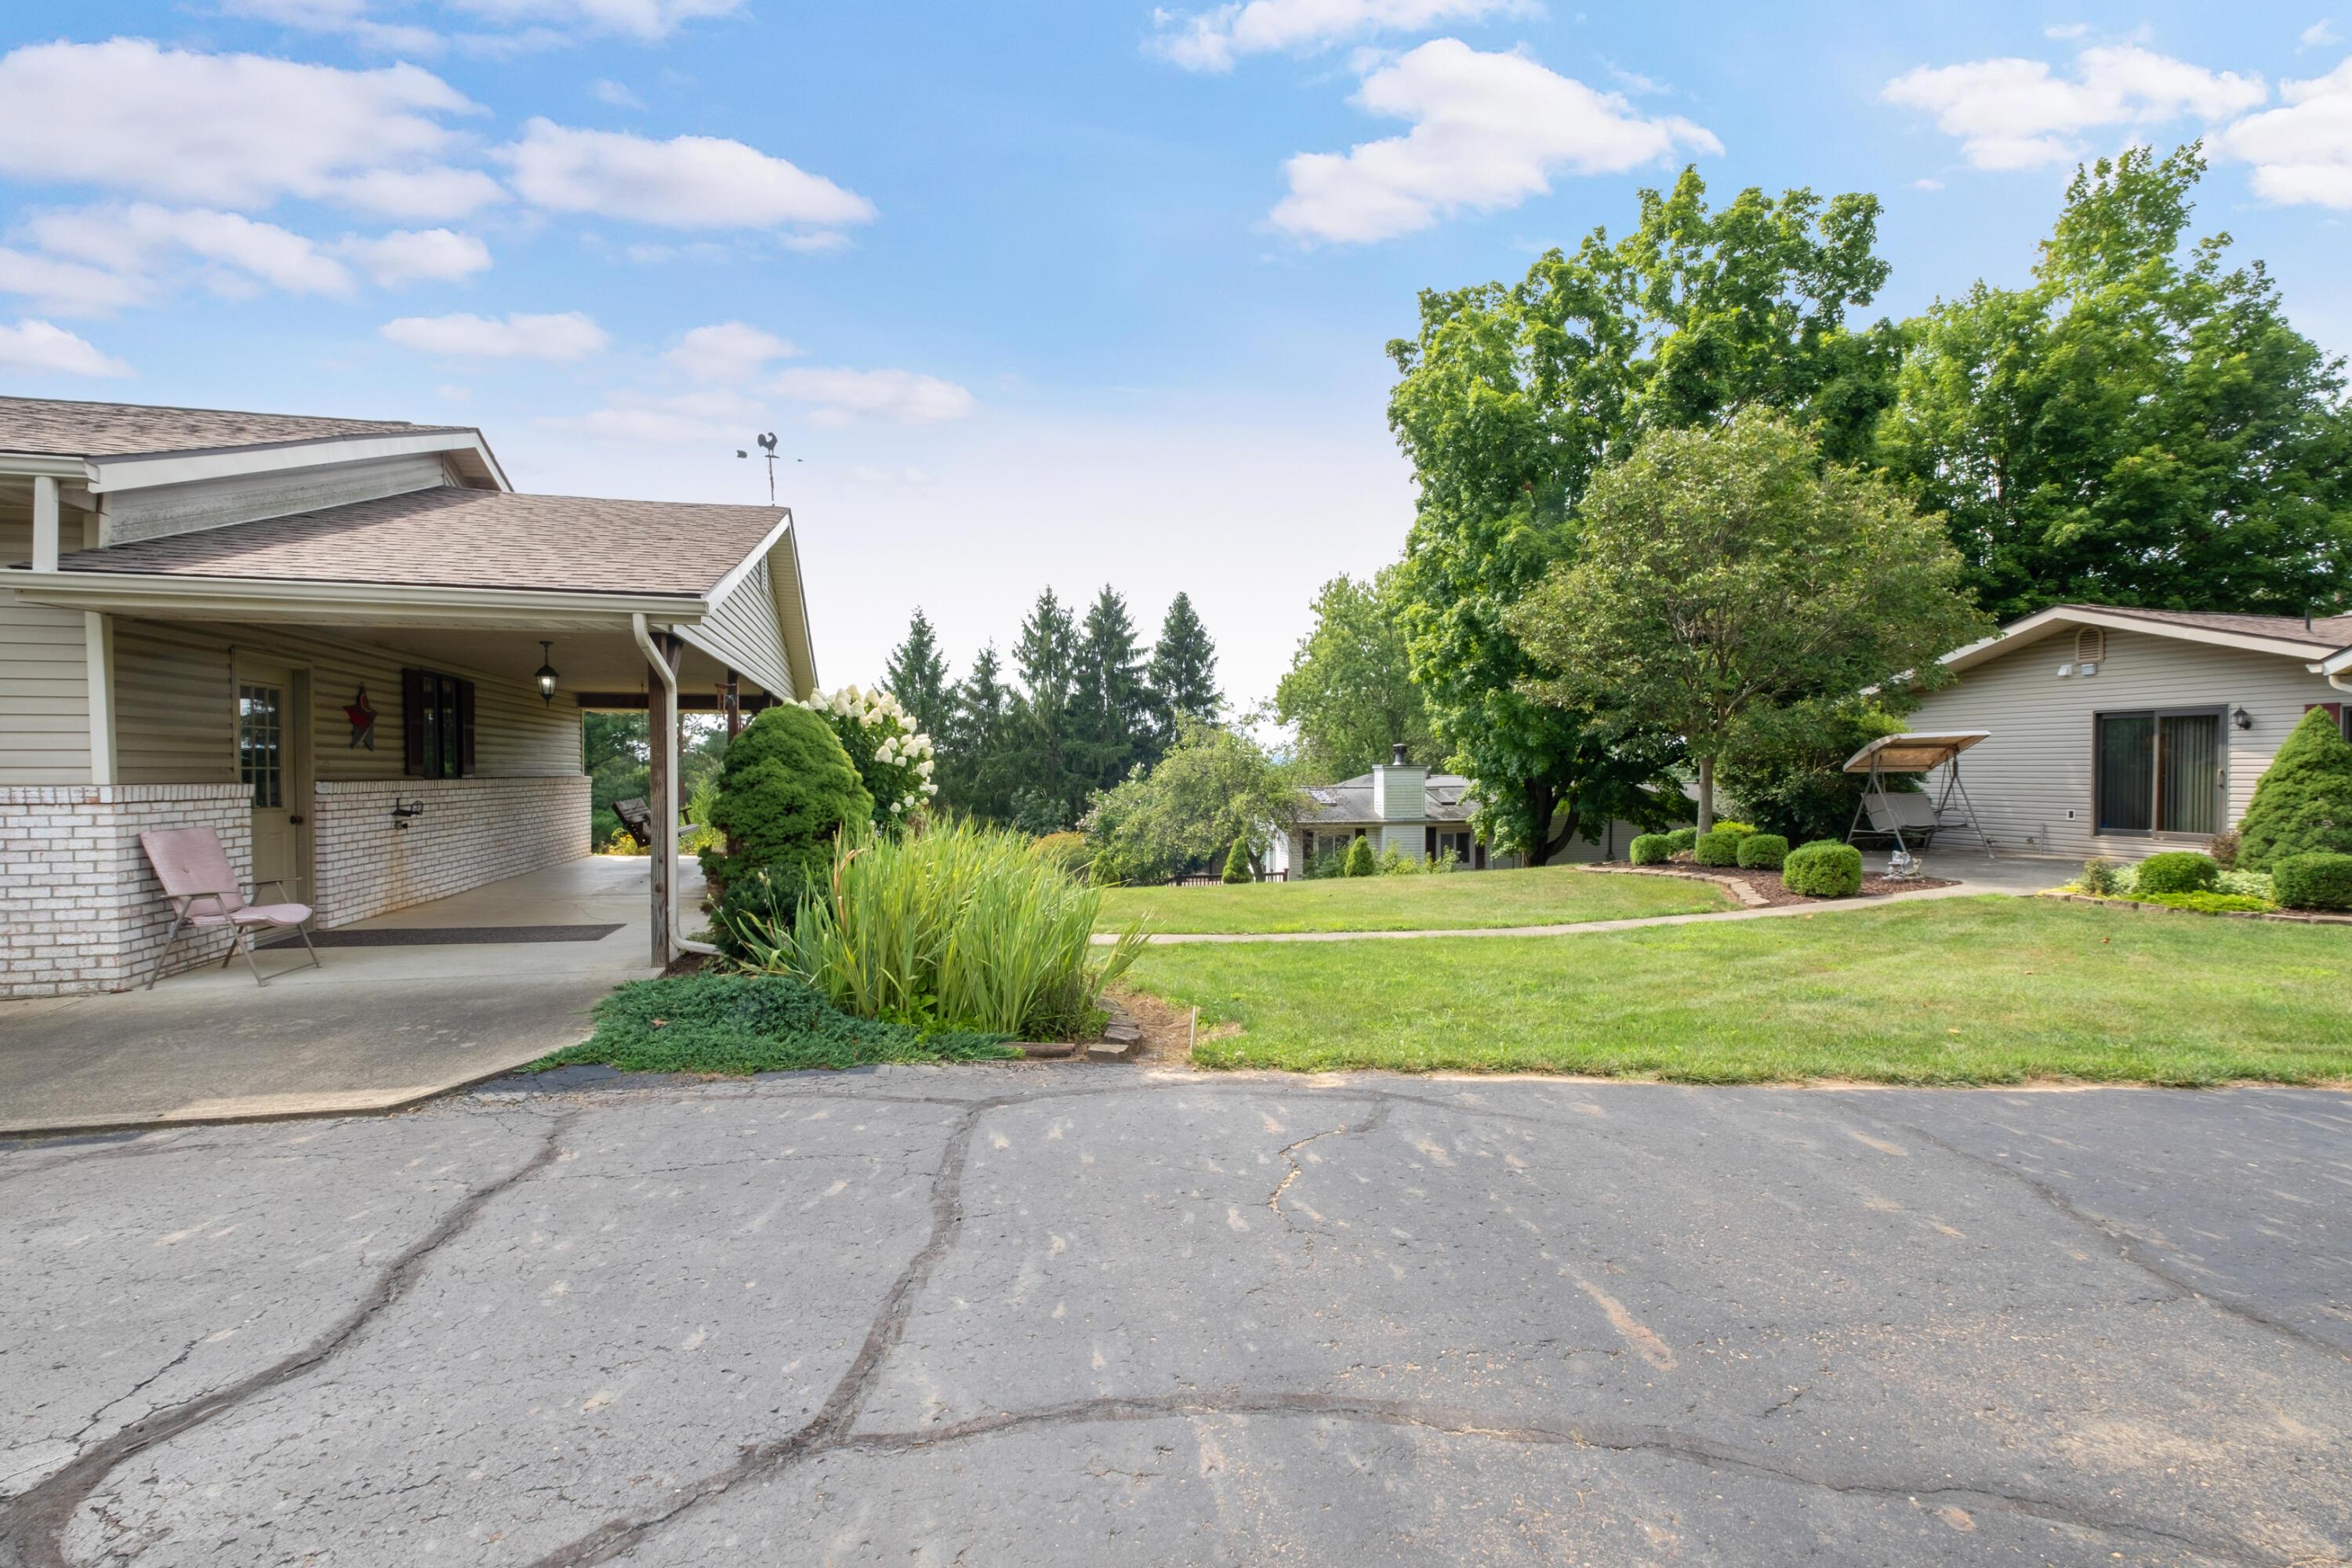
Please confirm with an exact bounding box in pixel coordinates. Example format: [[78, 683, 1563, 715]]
[[1, 395, 817, 996], [1262, 745, 1647, 874], [1904, 604, 2352, 860]]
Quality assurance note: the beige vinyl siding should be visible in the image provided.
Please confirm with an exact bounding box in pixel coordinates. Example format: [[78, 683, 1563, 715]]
[[681, 554, 794, 697], [0, 505, 94, 786], [1906, 626, 2340, 860], [110, 618, 582, 786]]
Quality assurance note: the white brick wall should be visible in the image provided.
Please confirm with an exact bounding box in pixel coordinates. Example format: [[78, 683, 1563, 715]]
[[0, 784, 251, 996], [311, 775, 590, 927]]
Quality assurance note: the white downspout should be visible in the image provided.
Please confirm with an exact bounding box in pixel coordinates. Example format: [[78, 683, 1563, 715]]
[[630, 614, 720, 960]]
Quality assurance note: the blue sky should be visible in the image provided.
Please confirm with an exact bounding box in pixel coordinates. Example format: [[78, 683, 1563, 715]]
[[5, 2, 2350, 710]]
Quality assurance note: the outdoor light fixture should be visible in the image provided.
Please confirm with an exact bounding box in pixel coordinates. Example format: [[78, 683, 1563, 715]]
[[534, 641, 560, 705], [2232, 706, 2253, 731]]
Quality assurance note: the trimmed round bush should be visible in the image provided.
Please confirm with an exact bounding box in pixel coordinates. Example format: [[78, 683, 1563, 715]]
[[1693, 829, 1744, 866], [1664, 827, 1700, 854], [1736, 833, 1789, 869], [1628, 833, 1671, 866], [702, 704, 873, 893], [2237, 706, 2352, 870], [1221, 837, 1253, 884], [2273, 851, 2352, 912], [2133, 850, 2218, 896], [1781, 840, 1864, 898], [1711, 821, 1759, 838], [1343, 837, 1376, 877]]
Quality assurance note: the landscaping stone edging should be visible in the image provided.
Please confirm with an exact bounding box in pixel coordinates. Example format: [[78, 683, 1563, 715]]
[[2037, 891, 2352, 926], [1018, 999, 1142, 1062], [1579, 862, 1773, 908]]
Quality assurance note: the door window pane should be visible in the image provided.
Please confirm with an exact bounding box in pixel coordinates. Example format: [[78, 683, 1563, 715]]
[[238, 684, 282, 809], [2096, 713, 2154, 833], [2158, 713, 2221, 835]]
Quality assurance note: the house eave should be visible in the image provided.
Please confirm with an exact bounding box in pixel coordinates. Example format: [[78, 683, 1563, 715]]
[[77, 429, 510, 495], [4, 568, 705, 630], [1942, 604, 2344, 674]]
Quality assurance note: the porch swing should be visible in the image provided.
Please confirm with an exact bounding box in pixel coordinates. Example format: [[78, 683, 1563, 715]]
[[1842, 731, 1997, 870]]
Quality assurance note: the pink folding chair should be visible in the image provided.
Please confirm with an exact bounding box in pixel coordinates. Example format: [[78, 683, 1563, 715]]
[[137, 826, 321, 988]]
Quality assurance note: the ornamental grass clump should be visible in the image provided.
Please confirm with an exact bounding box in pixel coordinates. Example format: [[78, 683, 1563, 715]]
[[738, 821, 1147, 1041]]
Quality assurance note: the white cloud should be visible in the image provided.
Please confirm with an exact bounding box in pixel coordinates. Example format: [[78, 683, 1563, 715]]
[[0, 318, 132, 378], [1150, 0, 1528, 72], [29, 205, 356, 296], [446, 0, 744, 41], [2043, 22, 2092, 40], [1269, 40, 1720, 244], [2304, 20, 2343, 49], [220, 0, 445, 53], [2220, 56, 2352, 207], [590, 78, 644, 108], [334, 228, 494, 285], [381, 310, 608, 358], [1911, 176, 1944, 191], [767, 366, 975, 426], [0, 249, 153, 317], [0, 40, 496, 219], [497, 118, 874, 234], [667, 321, 797, 382], [1882, 45, 2267, 170], [550, 388, 762, 444]]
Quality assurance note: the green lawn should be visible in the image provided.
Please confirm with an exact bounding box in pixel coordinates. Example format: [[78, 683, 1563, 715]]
[[1126, 896, 2352, 1085], [1095, 863, 1733, 934]]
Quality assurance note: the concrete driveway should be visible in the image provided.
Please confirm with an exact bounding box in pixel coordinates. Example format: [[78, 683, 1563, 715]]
[[4, 1069, 2347, 1566]]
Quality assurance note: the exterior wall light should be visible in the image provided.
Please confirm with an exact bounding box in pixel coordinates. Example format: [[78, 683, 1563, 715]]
[[2231, 706, 2253, 731], [535, 641, 561, 705]]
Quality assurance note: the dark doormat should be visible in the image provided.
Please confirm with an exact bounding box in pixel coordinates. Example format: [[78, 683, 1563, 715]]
[[264, 924, 625, 948]]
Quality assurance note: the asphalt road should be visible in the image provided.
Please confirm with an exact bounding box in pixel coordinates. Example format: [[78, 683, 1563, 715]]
[[3, 1067, 2347, 1566]]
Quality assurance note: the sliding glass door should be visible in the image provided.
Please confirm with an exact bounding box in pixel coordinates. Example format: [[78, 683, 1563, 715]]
[[2096, 709, 2223, 837]]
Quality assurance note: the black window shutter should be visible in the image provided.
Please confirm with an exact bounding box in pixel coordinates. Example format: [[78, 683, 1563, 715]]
[[401, 668, 426, 776], [456, 678, 477, 776]]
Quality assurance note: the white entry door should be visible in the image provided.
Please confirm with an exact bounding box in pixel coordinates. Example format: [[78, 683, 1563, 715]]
[[236, 661, 301, 899]]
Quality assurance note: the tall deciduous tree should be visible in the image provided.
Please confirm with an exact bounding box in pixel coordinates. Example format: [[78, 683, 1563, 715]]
[[1147, 592, 1221, 739], [1388, 168, 1896, 861], [882, 608, 953, 744], [1071, 586, 1153, 790], [1083, 720, 1296, 884], [1877, 144, 2352, 620], [1275, 568, 1437, 779], [1511, 411, 1991, 830]]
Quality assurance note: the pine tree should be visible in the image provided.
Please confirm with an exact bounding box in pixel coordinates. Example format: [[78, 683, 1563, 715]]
[[2236, 706, 2352, 870], [1070, 586, 1151, 793], [883, 608, 953, 744], [1147, 591, 1221, 747], [1011, 589, 1081, 821], [944, 642, 1013, 822]]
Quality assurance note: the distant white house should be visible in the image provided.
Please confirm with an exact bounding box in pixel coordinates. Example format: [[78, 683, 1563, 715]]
[[1261, 745, 1646, 875], [1904, 604, 2352, 860]]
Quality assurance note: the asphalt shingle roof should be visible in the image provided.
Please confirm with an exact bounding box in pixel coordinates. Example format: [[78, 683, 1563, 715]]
[[2071, 604, 2352, 649], [1297, 771, 1478, 824], [47, 486, 786, 597], [0, 396, 470, 460]]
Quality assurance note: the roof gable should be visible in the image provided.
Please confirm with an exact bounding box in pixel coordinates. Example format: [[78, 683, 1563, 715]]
[[1944, 604, 2352, 675]]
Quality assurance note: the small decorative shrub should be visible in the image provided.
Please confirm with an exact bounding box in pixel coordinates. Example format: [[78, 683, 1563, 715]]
[[1343, 837, 1377, 877], [2133, 851, 2219, 896], [1221, 837, 1253, 884], [1736, 833, 1788, 869], [2235, 706, 2352, 870], [701, 705, 873, 894], [1029, 831, 1091, 880], [1664, 827, 1700, 854], [1782, 840, 1864, 898], [2074, 857, 2127, 897], [1629, 833, 1671, 866], [2206, 828, 2241, 870], [800, 684, 938, 828], [1693, 829, 1744, 866], [2135, 891, 2276, 914], [2273, 851, 2352, 912]]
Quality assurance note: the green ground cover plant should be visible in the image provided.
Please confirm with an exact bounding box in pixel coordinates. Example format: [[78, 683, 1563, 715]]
[[1128, 897, 2352, 1084], [529, 973, 1017, 1074]]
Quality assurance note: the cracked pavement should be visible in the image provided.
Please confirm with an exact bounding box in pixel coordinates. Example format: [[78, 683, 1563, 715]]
[[2, 1069, 2347, 1566]]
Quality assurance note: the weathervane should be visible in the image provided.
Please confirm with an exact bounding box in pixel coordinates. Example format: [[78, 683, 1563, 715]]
[[736, 430, 780, 505]]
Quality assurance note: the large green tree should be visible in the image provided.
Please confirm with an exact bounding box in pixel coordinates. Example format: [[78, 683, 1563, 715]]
[[1010, 588, 1083, 822], [942, 642, 1014, 822], [1275, 567, 1437, 779], [1389, 168, 1896, 861], [882, 608, 953, 744], [1147, 591, 1221, 740], [1511, 411, 1991, 830], [1083, 720, 1296, 884], [1071, 586, 1155, 791], [1877, 144, 2352, 620]]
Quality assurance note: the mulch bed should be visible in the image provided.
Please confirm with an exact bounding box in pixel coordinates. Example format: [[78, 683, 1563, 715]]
[[1591, 859, 1958, 909]]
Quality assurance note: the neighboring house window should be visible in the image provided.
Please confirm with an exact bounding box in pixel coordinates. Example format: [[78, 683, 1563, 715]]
[[2094, 707, 2223, 836], [238, 684, 282, 808], [401, 668, 477, 779]]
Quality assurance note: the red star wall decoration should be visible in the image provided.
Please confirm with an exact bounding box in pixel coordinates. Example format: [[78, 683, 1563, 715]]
[[345, 685, 377, 750]]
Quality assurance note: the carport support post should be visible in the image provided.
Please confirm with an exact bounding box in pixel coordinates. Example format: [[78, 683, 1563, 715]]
[[642, 629, 685, 967]]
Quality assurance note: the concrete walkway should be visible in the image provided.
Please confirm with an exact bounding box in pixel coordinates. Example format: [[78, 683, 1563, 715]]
[[1114, 854, 2078, 945], [0, 855, 691, 1136], [4, 1070, 2345, 1565]]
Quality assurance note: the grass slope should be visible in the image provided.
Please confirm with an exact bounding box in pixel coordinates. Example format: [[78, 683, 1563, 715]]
[[1127, 896, 2352, 1085], [530, 973, 1019, 1074], [1096, 863, 1732, 935]]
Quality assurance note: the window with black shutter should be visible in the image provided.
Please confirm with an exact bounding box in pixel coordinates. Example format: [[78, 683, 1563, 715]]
[[401, 668, 477, 778]]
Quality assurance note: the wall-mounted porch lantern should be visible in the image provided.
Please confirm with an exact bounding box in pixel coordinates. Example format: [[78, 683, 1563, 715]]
[[534, 641, 561, 705], [2232, 705, 2253, 731]]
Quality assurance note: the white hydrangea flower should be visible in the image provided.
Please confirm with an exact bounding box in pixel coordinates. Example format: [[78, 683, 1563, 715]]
[[889, 798, 904, 814], [916, 758, 934, 777], [921, 781, 938, 797]]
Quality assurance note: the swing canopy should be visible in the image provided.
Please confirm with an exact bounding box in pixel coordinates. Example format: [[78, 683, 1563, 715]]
[[1842, 731, 1991, 775]]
